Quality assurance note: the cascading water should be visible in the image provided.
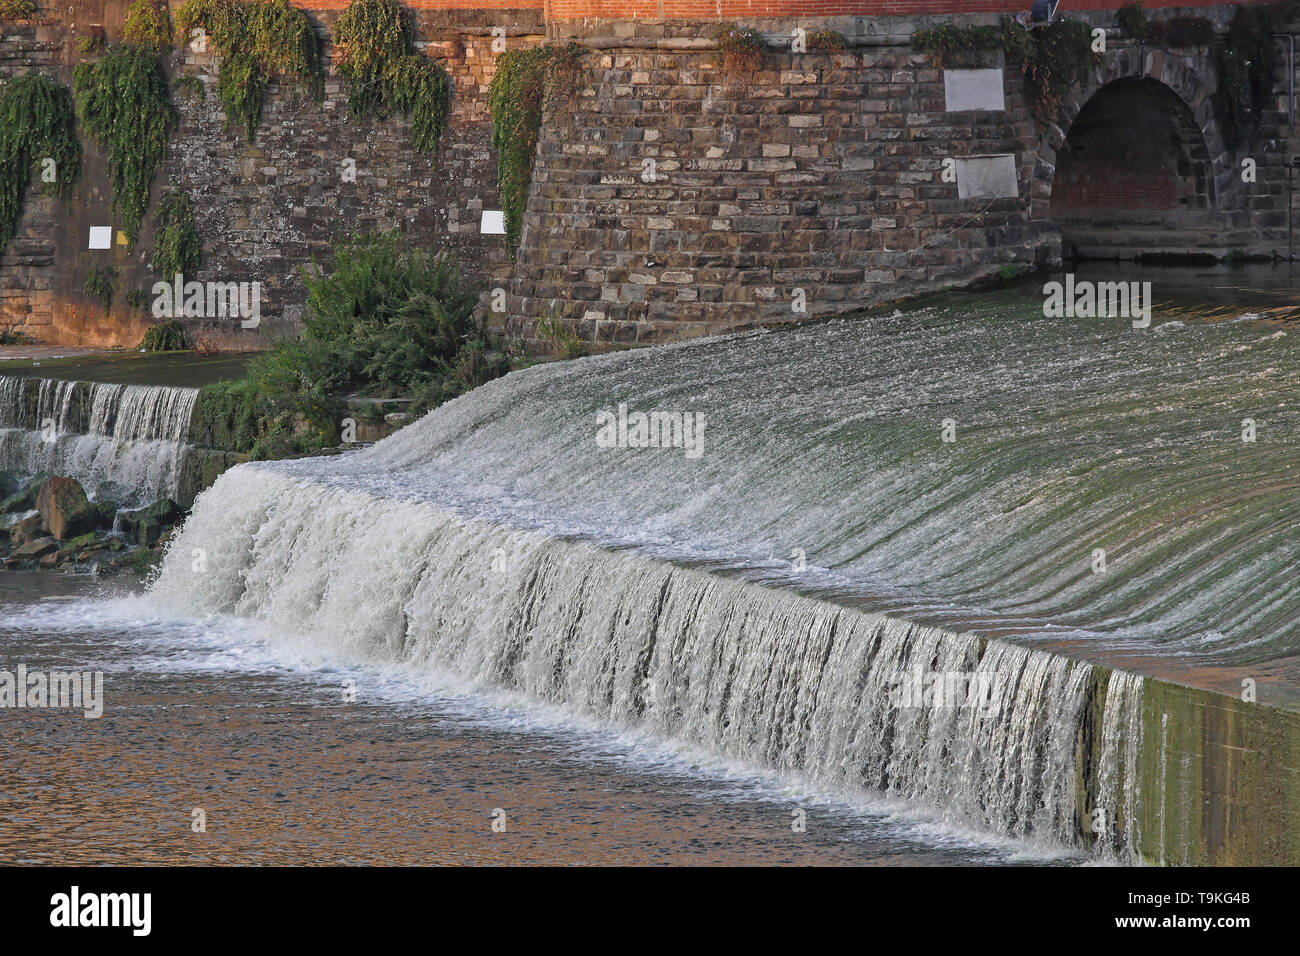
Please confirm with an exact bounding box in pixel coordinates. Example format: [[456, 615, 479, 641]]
[[0, 374, 198, 504], [140, 292, 1300, 860]]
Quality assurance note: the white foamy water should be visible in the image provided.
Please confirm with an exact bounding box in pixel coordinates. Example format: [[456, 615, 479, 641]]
[[0, 374, 197, 503]]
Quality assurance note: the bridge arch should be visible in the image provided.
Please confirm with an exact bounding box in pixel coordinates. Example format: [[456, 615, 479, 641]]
[[1030, 46, 1232, 233]]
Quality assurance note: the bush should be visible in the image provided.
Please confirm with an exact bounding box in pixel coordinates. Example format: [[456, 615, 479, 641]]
[[140, 319, 190, 351], [1145, 16, 1215, 47], [203, 231, 513, 456], [0, 0, 37, 19], [123, 0, 172, 51]]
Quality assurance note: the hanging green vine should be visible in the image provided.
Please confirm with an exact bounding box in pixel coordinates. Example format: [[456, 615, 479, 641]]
[[487, 42, 582, 255], [151, 189, 202, 278], [83, 266, 117, 310], [911, 25, 1002, 66], [1215, 5, 1282, 148], [74, 47, 176, 248], [175, 0, 324, 142], [123, 0, 173, 52], [0, 72, 81, 258], [1001, 16, 1099, 122], [332, 0, 450, 156]]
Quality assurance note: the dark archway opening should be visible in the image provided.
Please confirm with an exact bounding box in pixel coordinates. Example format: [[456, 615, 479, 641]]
[[1051, 78, 1215, 259]]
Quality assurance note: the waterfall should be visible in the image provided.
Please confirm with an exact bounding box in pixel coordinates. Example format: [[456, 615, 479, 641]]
[[0, 374, 198, 504], [150, 465, 1147, 857], [144, 298, 1298, 860]]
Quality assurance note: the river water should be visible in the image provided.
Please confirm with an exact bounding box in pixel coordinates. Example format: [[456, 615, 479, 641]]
[[1, 265, 1296, 865]]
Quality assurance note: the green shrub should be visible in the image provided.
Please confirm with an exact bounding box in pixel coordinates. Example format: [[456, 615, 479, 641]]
[[140, 319, 189, 351], [535, 313, 586, 359]]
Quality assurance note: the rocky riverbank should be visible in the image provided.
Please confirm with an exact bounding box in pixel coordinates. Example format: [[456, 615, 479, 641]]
[[0, 473, 181, 576]]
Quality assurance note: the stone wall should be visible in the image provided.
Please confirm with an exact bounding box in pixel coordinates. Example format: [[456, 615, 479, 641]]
[[0, 2, 544, 348], [0, 2, 1295, 348]]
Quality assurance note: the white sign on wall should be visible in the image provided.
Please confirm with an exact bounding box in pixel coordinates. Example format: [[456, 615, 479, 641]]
[[481, 210, 506, 235], [955, 155, 1020, 200], [944, 69, 1006, 112], [88, 226, 113, 250]]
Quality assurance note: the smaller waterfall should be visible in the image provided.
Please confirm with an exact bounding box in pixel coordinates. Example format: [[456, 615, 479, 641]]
[[0, 374, 199, 504]]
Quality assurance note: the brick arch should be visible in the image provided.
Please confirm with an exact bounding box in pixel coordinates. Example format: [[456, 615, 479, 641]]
[[1030, 45, 1229, 222]]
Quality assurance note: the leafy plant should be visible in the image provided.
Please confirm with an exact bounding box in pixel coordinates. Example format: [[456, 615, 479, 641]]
[[1002, 16, 1099, 121], [83, 266, 118, 309], [125, 288, 150, 309], [332, 0, 450, 156], [487, 42, 583, 255], [123, 0, 173, 52], [74, 47, 176, 248], [806, 29, 847, 54], [141, 319, 190, 351], [76, 33, 107, 55], [1115, 3, 1149, 39], [0, 328, 32, 344], [151, 189, 202, 279], [1216, 5, 1278, 148], [713, 24, 766, 71], [0, 0, 37, 19], [912, 24, 1002, 66], [535, 313, 586, 359], [0, 72, 81, 258], [174, 0, 324, 142], [173, 74, 206, 100]]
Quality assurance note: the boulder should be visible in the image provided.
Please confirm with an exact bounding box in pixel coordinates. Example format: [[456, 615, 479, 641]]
[[14, 536, 58, 560], [118, 498, 183, 547], [10, 513, 43, 547], [36, 477, 97, 540], [1, 477, 43, 515]]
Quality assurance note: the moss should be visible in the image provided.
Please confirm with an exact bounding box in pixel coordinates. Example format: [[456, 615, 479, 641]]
[[0, 0, 37, 19]]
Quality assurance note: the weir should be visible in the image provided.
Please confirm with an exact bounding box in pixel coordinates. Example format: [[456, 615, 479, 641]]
[[146, 296, 1300, 864], [0, 374, 198, 505]]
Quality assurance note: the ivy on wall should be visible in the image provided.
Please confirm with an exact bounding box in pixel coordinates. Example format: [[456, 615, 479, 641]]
[[74, 47, 176, 249], [123, 0, 173, 52], [175, 0, 324, 142], [0, 72, 81, 258], [151, 189, 201, 279], [487, 42, 581, 255], [1001, 17, 1099, 122], [333, 0, 450, 157]]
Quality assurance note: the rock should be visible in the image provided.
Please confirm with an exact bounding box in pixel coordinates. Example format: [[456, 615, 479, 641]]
[[63, 532, 98, 550], [1, 478, 43, 515], [14, 536, 58, 560], [39, 551, 63, 568], [94, 500, 118, 530], [0, 470, 24, 498], [10, 513, 43, 547], [36, 477, 97, 539], [118, 498, 183, 547]]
